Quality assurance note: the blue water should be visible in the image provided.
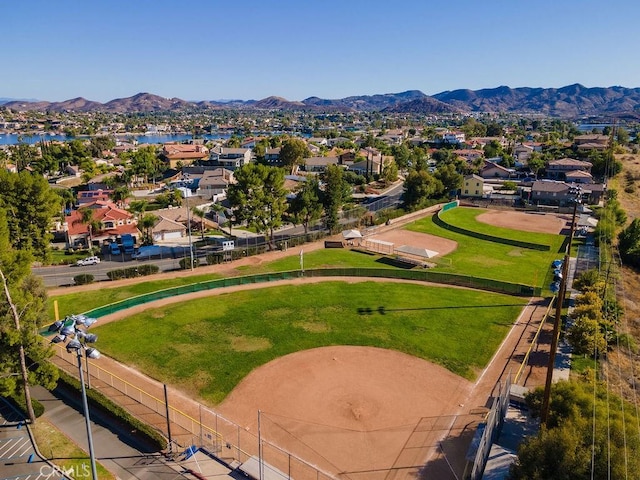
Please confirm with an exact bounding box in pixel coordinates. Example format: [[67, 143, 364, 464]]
[[0, 133, 231, 145]]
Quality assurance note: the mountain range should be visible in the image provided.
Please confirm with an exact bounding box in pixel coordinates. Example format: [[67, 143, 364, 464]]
[[3, 84, 640, 118]]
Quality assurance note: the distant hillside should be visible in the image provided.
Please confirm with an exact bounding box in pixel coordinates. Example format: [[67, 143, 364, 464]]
[[433, 84, 640, 117], [382, 96, 461, 114], [3, 85, 640, 117]]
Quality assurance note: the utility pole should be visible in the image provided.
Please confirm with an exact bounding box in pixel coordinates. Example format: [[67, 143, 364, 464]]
[[540, 187, 581, 425]]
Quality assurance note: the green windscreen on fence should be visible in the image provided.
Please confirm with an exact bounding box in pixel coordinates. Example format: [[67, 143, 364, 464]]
[[83, 268, 539, 319]]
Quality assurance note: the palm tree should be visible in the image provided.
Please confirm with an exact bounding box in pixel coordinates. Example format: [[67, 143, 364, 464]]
[[78, 207, 101, 252], [191, 206, 208, 239], [139, 213, 158, 245]]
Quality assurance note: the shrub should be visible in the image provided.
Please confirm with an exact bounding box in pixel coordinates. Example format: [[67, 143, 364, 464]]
[[74, 274, 94, 285], [55, 369, 167, 450], [8, 390, 45, 419], [137, 264, 159, 276], [206, 253, 224, 265], [179, 257, 200, 269]]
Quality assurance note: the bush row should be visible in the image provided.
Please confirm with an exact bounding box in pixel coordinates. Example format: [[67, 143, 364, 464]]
[[74, 274, 94, 285], [7, 389, 45, 419], [55, 369, 167, 450], [106, 264, 160, 280]]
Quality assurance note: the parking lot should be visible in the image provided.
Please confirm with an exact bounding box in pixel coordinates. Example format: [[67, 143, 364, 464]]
[[0, 398, 64, 480]]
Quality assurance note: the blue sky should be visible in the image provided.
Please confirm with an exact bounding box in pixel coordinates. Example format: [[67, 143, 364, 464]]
[[3, 0, 639, 102]]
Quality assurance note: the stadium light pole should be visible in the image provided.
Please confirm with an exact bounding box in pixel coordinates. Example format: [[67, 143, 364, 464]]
[[49, 315, 100, 480], [182, 174, 195, 271], [540, 186, 582, 426]]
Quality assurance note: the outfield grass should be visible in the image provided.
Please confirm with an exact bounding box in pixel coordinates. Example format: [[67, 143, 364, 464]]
[[49, 273, 222, 319], [407, 214, 565, 290], [93, 281, 528, 403], [48, 249, 395, 318], [439, 207, 560, 247]]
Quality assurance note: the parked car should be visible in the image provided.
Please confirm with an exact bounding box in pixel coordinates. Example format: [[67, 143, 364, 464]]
[[76, 256, 101, 266]]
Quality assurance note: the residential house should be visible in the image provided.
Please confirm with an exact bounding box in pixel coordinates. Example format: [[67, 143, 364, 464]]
[[162, 143, 209, 168], [240, 137, 260, 149], [326, 137, 352, 148], [338, 151, 356, 166], [302, 156, 339, 173], [307, 137, 328, 146], [442, 131, 466, 145], [151, 216, 187, 242], [573, 134, 609, 152], [378, 129, 405, 145], [65, 200, 138, 248], [264, 147, 281, 166], [77, 189, 113, 205], [565, 170, 594, 184], [455, 149, 484, 163], [66, 165, 81, 177], [546, 158, 592, 180], [198, 168, 235, 200], [481, 161, 515, 179], [350, 156, 383, 176], [209, 147, 252, 170], [530, 181, 604, 206], [530, 181, 572, 206], [462, 174, 484, 198]]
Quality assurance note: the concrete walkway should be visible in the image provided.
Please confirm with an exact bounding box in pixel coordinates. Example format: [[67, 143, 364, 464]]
[[31, 385, 237, 479]]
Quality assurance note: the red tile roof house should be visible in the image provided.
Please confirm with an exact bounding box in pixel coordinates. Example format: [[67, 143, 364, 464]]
[[64, 200, 139, 249]]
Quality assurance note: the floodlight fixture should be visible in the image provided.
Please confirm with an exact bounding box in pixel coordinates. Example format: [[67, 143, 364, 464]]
[[61, 326, 76, 337], [66, 339, 82, 353], [48, 320, 64, 332], [83, 334, 98, 344], [51, 334, 66, 344], [86, 348, 101, 360]]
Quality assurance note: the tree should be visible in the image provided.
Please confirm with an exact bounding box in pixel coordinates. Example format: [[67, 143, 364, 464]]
[[483, 140, 504, 159], [8, 143, 39, 171], [123, 145, 162, 185], [566, 315, 607, 357], [0, 209, 58, 423], [112, 185, 131, 207], [403, 169, 444, 210], [290, 177, 323, 235], [321, 165, 351, 233], [227, 164, 287, 246], [391, 143, 411, 170], [139, 213, 158, 244], [77, 207, 102, 251], [279, 138, 310, 173], [0, 170, 60, 262], [616, 127, 630, 145], [433, 163, 463, 194], [512, 380, 640, 479], [381, 159, 399, 185], [527, 152, 546, 178], [618, 218, 640, 268]]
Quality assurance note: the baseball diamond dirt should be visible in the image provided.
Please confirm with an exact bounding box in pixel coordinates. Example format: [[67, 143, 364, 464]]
[[46, 208, 567, 480]]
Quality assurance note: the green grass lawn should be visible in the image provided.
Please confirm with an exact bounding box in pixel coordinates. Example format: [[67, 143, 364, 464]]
[[48, 249, 396, 318], [407, 214, 565, 290], [439, 207, 560, 247], [93, 281, 527, 403]]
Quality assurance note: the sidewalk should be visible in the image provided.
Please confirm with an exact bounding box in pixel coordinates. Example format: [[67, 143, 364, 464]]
[[30, 384, 242, 480]]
